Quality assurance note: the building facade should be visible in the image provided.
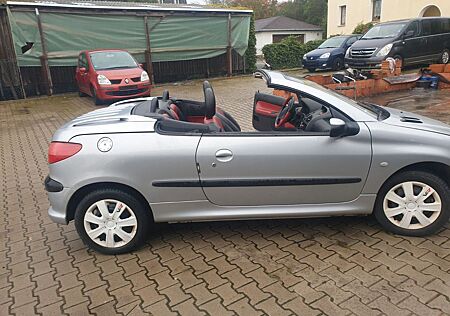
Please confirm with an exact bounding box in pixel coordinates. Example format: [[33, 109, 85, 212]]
[[328, 0, 450, 35], [256, 16, 323, 55]]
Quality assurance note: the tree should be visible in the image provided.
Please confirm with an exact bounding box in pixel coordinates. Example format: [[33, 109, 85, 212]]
[[277, 0, 327, 36], [226, 0, 278, 19]]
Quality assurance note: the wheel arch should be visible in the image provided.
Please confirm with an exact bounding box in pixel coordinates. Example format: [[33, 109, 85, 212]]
[[66, 182, 154, 222], [377, 161, 450, 195]]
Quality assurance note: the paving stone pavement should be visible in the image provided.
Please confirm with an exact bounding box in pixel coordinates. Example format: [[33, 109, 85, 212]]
[[1, 74, 450, 316]]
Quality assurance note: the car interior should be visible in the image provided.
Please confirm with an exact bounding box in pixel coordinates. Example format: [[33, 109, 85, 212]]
[[131, 80, 335, 134]]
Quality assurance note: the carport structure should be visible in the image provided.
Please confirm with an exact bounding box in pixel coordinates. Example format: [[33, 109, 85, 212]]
[[0, 0, 252, 100]]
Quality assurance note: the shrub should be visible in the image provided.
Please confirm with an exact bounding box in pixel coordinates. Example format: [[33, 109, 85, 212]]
[[244, 14, 257, 73], [262, 36, 325, 70], [353, 22, 374, 35]]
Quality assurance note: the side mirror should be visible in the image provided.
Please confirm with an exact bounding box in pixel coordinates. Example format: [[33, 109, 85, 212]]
[[330, 118, 346, 137], [139, 63, 144, 68], [404, 30, 414, 38], [329, 118, 360, 137], [79, 67, 86, 74]]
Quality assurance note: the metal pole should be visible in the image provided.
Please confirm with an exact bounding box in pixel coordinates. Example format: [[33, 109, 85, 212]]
[[226, 13, 232, 77], [35, 8, 53, 96], [144, 16, 154, 85]]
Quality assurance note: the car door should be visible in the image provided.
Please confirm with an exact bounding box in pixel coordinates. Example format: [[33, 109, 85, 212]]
[[195, 124, 372, 207], [75, 53, 90, 93], [400, 20, 422, 65]]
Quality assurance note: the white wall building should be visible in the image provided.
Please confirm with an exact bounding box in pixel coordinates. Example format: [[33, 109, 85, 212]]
[[328, 0, 450, 36], [255, 16, 323, 55]]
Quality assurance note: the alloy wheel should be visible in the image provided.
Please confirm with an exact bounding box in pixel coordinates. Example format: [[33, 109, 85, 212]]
[[383, 181, 442, 230], [83, 199, 138, 248], [442, 50, 450, 64]]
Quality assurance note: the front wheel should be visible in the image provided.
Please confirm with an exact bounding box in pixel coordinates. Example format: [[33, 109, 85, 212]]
[[332, 57, 344, 71], [74, 188, 151, 254], [307, 68, 316, 73], [91, 87, 104, 106], [374, 171, 449, 236]]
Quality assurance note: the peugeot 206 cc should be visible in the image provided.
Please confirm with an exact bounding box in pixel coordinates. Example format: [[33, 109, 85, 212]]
[[45, 70, 450, 254]]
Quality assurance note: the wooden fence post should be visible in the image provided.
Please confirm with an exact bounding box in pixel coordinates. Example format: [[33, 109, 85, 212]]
[[227, 13, 232, 77], [144, 16, 154, 85], [35, 8, 53, 96]]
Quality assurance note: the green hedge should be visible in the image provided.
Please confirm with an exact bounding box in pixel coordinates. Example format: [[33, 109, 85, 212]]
[[353, 22, 374, 35], [262, 36, 325, 70]]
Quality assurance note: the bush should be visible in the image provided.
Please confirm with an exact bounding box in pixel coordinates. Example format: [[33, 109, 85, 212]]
[[262, 36, 325, 70], [353, 22, 374, 35]]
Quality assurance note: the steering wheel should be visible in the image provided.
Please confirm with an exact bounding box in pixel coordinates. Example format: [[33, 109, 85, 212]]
[[275, 96, 296, 129]]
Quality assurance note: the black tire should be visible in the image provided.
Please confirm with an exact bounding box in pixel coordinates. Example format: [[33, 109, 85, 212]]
[[374, 171, 450, 236], [440, 49, 450, 64], [307, 68, 316, 73], [91, 86, 103, 106], [393, 55, 403, 69], [332, 57, 344, 71], [78, 90, 87, 97], [74, 188, 151, 255]]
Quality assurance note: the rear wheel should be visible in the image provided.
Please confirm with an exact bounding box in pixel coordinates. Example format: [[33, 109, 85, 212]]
[[374, 171, 450, 236], [440, 49, 450, 64], [74, 188, 151, 254], [307, 68, 316, 73]]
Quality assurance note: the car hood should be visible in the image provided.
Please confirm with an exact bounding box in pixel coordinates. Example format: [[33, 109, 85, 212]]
[[350, 37, 394, 51], [383, 107, 450, 136], [306, 47, 341, 57], [52, 98, 157, 141], [96, 67, 143, 79]]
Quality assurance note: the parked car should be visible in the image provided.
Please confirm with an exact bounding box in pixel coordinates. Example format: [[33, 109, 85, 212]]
[[345, 17, 450, 69], [46, 70, 450, 254], [302, 35, 361, 72], [75, 49, 151, 105]]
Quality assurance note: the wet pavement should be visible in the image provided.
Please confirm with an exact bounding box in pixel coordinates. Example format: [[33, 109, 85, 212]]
[[1, 74, 449, 315]]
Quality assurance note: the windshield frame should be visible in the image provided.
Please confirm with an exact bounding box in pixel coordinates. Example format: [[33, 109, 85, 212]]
[[362, 22, 407, 39], [89, 51, 138, 71]]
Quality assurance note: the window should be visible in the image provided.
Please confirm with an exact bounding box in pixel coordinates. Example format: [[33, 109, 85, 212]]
[[404, 21, 419, 37], [346, 36, 358, 46], [339, 5, 346, 26], [442, 19, 450, 33], [78, 53, 88, 70], [431, 19, 442, 35], [422, 20, 432, 36], [272, 34, 305, 44], [372, 0, 382, 21]]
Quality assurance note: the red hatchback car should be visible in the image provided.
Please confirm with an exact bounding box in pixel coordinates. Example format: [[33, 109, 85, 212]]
[[76, 49, 151, 105]]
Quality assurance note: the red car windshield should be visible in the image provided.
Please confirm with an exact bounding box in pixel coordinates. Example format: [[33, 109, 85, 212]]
[[89, 51, 138, 70]]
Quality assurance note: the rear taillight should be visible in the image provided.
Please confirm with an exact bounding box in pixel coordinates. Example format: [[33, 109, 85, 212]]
[[48, 142, 82, 164]]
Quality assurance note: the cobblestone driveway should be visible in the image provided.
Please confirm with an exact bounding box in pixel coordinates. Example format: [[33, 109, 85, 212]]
[[1, 75, 450, 315]]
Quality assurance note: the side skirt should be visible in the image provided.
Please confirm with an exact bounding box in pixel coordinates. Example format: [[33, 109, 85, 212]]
[[150, 194, 376, 223]]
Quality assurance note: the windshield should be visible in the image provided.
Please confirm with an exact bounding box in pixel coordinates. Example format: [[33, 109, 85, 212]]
[[90, 51, 138, 70], [362, 23, 406, 39], [318, 37, 347, 48], [282, 74, 390, 120]]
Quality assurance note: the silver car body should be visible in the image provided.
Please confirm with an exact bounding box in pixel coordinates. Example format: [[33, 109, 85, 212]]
[[47, 70, 450, 225]]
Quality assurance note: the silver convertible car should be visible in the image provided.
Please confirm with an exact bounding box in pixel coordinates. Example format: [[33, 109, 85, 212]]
[[45, 70, 450, 254]]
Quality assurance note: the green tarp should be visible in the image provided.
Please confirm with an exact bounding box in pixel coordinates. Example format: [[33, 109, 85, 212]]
[[8, 9, 250, 66]]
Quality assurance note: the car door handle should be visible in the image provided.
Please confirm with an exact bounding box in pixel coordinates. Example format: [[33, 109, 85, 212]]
[[215, 149, 233, 162]]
